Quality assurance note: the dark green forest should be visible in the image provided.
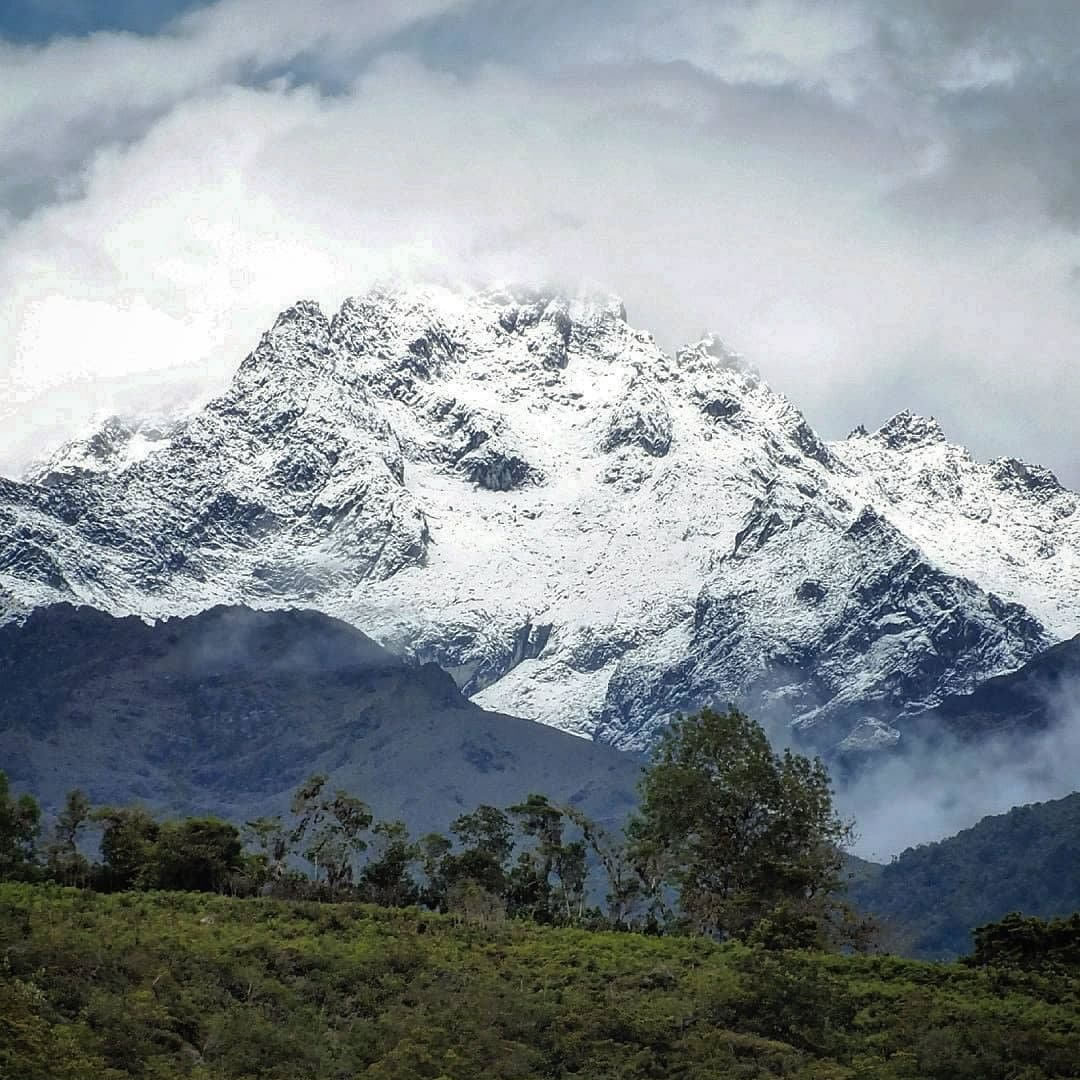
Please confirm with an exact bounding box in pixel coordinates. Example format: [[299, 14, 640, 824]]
[[849, 793, 1080, 958]]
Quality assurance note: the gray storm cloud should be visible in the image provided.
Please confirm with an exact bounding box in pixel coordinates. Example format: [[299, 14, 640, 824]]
[[0, 0, 1078, 487]]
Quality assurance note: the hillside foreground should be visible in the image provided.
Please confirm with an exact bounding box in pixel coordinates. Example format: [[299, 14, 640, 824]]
[[2, 883, 1078, 1079]]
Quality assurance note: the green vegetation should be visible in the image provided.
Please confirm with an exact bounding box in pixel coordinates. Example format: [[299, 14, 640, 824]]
[[629, 708, 854, 947], [970, 911, 1080, 972], [4, 707, 1080, 1077], [2, 884, 1079, 1079], [849, 793, 1080, 958], [0, 770, 39, 880], [1, 709, 864, 942]]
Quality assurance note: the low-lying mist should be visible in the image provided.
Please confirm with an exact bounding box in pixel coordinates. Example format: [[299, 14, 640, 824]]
[[833, 682, 1080, 861]]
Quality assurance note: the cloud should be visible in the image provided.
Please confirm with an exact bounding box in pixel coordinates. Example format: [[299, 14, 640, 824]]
[[0, 0, 1078, 492], [0, 0, 463, 217], [837, 683, 1080, 860]]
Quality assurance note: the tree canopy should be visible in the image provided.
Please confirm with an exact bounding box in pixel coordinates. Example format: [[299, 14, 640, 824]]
[[0, 771, 40, 881], [628, 707, 854, 945]]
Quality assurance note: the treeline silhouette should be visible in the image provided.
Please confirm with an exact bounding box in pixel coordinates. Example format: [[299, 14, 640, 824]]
[[2, 772, 632, 925], [1, 708, 866, 946]]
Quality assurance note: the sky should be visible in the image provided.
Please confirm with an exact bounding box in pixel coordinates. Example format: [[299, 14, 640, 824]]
[[1, 0, 1079, 485]]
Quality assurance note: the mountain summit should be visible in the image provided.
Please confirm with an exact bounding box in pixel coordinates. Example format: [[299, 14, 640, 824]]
[[2, 283, 1077, 751]]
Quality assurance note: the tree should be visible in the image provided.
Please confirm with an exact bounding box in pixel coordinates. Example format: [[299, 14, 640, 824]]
[[507, 794, 587, 923], [93, 807, 159, 891], [290, 775, 373, 892], [0, 772, 41, 881], [357, 821, 419, 907], [242, 816, 290, 891], [417, 832, 452, 910], [970, 911, 1080, 971], [564, 805, 643, 929], [507, 794, 562, 920], [444, 806, 514, 898], [144, 818, 243, 893], [628, 707, 853, 943], [46, 789, 92, 887], [552, 838, 588, 922]]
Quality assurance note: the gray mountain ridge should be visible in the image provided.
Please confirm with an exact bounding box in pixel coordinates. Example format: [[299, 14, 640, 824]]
[[0, 603, 641, 833]]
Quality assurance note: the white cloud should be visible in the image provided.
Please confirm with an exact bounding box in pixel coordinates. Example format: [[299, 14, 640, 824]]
[[0, 0, 464, 215], [839, 684, 1080, 859]]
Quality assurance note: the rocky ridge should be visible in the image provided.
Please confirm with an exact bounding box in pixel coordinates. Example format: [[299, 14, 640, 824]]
[[2, 283, 1077, 752]]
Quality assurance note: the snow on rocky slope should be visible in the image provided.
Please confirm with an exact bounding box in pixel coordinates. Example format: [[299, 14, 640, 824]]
[[1, 283, 1076, 752]]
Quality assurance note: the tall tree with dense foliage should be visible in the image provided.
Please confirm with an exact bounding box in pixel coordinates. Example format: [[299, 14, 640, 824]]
[[93, 807, 159, 891], [0, 771, 40, 880], [145, 818, 243, 893], [507, 794, 587, 922], [444, 805, 514, 897], [45, 789, 92, 887], [357, 821, 419, 907], [628, 707, 853, 944], [507, 794, 565, 920], [417, 832, 453, 909]]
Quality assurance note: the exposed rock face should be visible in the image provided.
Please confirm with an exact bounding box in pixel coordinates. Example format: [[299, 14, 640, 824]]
[[2, 282, 1079, 755], [593, 493, 1050, 749], [908, 630, 1080, 742], [1, 299, 430, 612], [872, 410, 947, 451], [991, 458, 1065, 500], [601, 378, 673, 458]]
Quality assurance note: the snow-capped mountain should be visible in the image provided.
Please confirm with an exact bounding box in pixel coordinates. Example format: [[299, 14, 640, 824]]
[[2, 284, 1077, 752]]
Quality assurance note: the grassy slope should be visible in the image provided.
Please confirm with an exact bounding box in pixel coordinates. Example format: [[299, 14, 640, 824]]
[[2, 884, 1079, 1080]]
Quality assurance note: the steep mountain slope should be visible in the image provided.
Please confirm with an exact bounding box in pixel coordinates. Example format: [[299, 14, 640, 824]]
[[849, 792, 1080, 959], [913, 631, 1080, 742], [1, 284, 1077, 751], [0, 604, 640, 832]]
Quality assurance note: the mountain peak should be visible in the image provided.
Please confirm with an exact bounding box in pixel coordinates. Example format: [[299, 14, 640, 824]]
[[235, 299, 331, 378], [2, 281, 1078, 759], [271, 299, 329, 338], [871, 410, 947, 450], [675, 333, 759, 379]]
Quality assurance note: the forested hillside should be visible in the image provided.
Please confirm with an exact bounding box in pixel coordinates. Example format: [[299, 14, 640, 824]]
[[849, 792, 1080, 958]]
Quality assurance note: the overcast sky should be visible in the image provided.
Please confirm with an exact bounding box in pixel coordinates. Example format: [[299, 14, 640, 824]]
[[1, 0, 1078, 483]]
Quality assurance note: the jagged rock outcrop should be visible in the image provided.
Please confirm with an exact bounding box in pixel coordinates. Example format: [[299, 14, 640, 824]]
[[2, 283, 1078, 754], [593, 493, 1050, 750], [601, 377, 673, 458]]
